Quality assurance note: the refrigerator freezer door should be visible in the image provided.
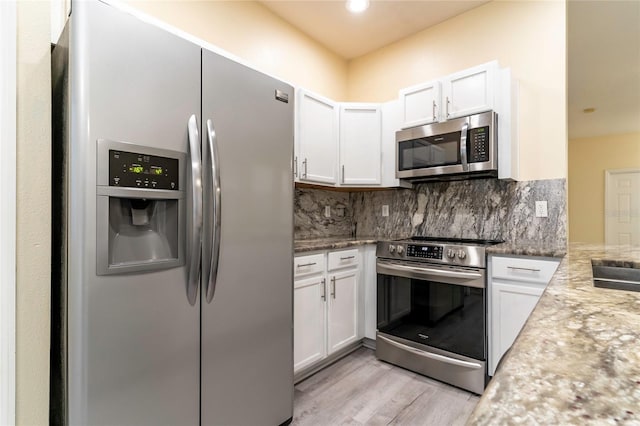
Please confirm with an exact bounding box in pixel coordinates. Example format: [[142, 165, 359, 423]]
[[64, 2, 201, 424], [201, 50, 294, 425]]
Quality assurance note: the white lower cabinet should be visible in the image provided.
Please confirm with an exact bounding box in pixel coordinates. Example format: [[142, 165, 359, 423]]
[[488, 255, 560, 376], [293, 275, 326, 372], [294, 249, 362, 375], [328, 269, 358, 353]]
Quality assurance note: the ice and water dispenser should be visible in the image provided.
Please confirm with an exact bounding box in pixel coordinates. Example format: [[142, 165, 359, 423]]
[[96, 139, 186, 275]]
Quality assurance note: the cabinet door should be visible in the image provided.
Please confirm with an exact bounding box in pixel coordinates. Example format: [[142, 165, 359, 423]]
[[328, 270, 358, 354], [442, 62, 497, 120], [294, 276, 327, 372], [489, 281, 543, 375], [296, 89, 338, 185], [339, 104, 382, 186], [399, 80, 441, 128]]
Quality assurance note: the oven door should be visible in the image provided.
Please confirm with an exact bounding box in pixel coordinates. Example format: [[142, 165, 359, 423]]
[[376, 259, 487, 393]]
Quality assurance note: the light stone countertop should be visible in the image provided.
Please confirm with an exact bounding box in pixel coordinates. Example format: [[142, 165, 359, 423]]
[[469, 243, 640, 425], [294, 236, 380, 253]]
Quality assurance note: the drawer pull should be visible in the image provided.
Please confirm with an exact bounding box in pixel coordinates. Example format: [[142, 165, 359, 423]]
[[340, 256, 355, 260], [297, 262, 317, 268], [507, 266, 541, 272]]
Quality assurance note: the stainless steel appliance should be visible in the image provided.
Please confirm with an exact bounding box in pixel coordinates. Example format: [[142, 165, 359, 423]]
[[51, 2, 294, 424], [376, 237, 502, 394], [396, 111, 498, 181]]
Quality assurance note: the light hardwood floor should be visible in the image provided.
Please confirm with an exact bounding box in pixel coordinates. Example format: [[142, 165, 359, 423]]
[[293, 347, 479, 426]]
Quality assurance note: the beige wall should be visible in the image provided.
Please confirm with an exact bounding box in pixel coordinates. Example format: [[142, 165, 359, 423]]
[[16, 0, 51, 424], [568, 132, 640, 243], [126, 0, 349, 100], [347, 0, 567, 181]]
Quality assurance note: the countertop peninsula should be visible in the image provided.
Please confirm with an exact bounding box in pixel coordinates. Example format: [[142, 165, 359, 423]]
[[469, 243, 640, 425]]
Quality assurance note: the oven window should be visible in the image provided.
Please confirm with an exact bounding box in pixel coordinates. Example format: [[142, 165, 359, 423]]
[[377, 274, 485, 360], [398, 131, 461, 171]]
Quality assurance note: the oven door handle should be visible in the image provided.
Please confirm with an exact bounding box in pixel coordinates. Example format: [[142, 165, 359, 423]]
[[377, 261, 482, 280], [378, 335, 482, 370]]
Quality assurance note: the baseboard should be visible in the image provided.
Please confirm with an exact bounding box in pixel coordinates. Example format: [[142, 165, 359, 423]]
[[294, 340, 365, 384]]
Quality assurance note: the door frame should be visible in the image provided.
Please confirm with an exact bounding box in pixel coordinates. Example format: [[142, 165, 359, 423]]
[[604, 168, 640, 245], [0, 0, 17, 424]]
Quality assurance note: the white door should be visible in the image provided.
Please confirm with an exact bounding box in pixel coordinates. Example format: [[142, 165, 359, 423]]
[[296, 89, 338, 185], [489, 281, 543, 375], [605, 169, 640, 246], [442, 62, 497, 120], [328, 270, 358, 354], [399, 80, 441, 128], [339, 103, 382, 186], [294, 276, 327, 372]]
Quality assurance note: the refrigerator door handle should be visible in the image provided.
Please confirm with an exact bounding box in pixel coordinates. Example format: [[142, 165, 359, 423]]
[[187, 114, 203, 306], [205, 119, 222, 303]]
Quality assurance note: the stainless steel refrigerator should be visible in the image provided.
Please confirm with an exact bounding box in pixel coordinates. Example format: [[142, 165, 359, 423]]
[[51, 1, 294, 424]]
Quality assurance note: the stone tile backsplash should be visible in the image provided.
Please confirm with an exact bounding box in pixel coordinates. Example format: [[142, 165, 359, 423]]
[[295, 178, 567, 250]]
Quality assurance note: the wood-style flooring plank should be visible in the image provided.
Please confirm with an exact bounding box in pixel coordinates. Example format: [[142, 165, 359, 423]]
[[293, 347, 479, 426]]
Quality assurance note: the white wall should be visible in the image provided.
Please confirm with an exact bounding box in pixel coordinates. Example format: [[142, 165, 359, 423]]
[[16, 1, 52, 424]]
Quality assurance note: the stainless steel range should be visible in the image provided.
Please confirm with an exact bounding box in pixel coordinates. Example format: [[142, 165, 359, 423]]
[[376, 237, 503, 394]]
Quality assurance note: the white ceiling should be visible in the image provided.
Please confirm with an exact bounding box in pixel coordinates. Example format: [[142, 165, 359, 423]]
[[258, 0, 639, 140], [568, 0, 640, 139], [260, 0, 489, 60]]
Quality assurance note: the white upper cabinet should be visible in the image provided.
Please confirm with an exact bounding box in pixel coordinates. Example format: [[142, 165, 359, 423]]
[[296, 89, 339, 185], [442, 61, 498, 120], [399, 80, 441, 128], [399, 81, 442, 129], [339, 103, 382, 186]]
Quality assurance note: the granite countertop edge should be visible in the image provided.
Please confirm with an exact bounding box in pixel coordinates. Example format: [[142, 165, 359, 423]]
[[294, 237, 379, 253], [295, 237, 568, 258]]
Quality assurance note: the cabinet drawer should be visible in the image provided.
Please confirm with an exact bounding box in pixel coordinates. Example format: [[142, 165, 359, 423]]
[[491, 256, 559, 284], [294, 253, 325, 278], [327, 249, 359, 271]]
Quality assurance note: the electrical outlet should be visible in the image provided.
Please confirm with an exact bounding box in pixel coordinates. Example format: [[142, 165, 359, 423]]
[[324, 205, 331, 218], [382, 205, 389, 217], [535, 201, 548, 218]]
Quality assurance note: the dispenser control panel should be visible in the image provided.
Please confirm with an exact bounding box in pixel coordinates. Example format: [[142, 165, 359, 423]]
[[109, 150, 179, 190]]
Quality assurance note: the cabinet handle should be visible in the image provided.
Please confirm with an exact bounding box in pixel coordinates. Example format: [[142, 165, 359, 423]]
[[321, 278, 326, 301], [432, 100, 437, 122], [303, 158, 308, 178], [297, 262, 316, 268], [507, 266, 541, 272], [340, 256, 355, 260], [294, 156, 298, 178], [331, 276, 336, 299], [446, 96, 450, 118], [342, 165, 345, 183]]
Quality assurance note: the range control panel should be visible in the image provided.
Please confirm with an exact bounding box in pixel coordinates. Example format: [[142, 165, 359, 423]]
[[407, 244, 443, 260], [467, 126, 490, 163], [109, 150, 179, 190]]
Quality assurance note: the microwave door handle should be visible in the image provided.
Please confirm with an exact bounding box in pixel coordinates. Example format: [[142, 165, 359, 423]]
[[460, 121, 469, 172]]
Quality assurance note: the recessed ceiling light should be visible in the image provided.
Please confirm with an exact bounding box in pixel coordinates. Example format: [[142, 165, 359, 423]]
[[583, 107, 596, 113], [346, 0, 369, 14]]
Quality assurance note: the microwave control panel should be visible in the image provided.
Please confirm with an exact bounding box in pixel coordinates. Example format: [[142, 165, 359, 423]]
[[109, 150, 179, 190], [407, 244, 443, 260], [468, 126, 490, 163]]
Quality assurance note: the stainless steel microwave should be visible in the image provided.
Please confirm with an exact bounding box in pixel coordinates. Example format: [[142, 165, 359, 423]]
[[396, 111, 498, 181]]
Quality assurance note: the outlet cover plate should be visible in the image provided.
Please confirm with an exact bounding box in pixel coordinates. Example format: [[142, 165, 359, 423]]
[[535, 201, 548, 218]]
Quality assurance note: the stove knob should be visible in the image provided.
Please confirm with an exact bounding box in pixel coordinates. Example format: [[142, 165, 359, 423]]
[[457, 250, 467, 260], [389, 245, 396, 254], [396, 245, 405, 255], [447, 249, 456, 259]]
